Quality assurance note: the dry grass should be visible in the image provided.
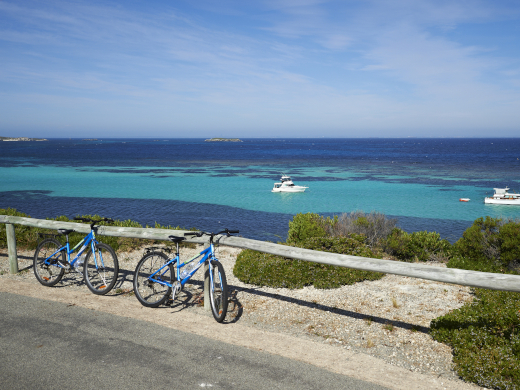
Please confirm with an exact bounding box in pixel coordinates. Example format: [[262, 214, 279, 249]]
[[383, 323, 395, 332]]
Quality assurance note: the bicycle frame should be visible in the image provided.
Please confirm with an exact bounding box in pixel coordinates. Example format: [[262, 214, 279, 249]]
[[148, 243, 216, 288], [43, 230, 98, 269]]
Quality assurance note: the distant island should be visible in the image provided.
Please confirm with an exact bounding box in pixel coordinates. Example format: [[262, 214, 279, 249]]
[[0, 136, 47, 142], [82, 138, 98, 141], [205, 138, 242, 142]]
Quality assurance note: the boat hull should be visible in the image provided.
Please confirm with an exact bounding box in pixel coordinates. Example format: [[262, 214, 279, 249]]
[[485, 198, 520, 205], [272, 187, 306, 193]]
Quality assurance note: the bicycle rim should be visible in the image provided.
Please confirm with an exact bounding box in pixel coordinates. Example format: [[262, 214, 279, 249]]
[[133, 252, 173, 308], [33, 239, 65, 287], [209, 260, 228, 323], [84, 243, 119, 295]]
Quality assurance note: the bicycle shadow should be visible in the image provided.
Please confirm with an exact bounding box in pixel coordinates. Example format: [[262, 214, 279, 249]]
[[159, 279, 244, 324], [112, 267, 134, 289], [6, 253, 89, 288], [13, 253, 127, 292]]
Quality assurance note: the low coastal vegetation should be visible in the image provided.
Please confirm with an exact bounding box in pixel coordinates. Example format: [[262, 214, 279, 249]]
[[0, 207, 190, 252], [1, 207, 519, 389], [234, 212, 386, 289], [234, 234, 384, 289], [430, 288, 520, 389], [234, 211, 455, 291]]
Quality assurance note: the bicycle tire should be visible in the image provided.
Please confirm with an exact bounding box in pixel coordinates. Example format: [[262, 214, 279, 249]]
[[209, 260, 228, 323], [133, 251, 173, 308], [84, 243, 119, 295], [33, 238, 65, 287]]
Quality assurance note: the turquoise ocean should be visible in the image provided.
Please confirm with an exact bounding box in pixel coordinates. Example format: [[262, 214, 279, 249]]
[[1, 138, 520, 242]]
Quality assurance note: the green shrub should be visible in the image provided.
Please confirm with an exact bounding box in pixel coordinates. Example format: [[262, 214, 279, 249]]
[[384, 228, 414, 260], [286, 212, 334, 244], [234, 235, 384, 289], [447, 256, 504, 273], [431, 288, 520, 390], [300, 234, 377, 259], [498, 221, 520, 272], [0, 208, 55, 250], [449, 217, 520, 273], [410, 230, 452, 261], [453, 216, 501, 264], [384, 228, 451, 262]]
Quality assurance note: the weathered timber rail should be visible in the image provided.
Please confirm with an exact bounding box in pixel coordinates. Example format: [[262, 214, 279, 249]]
[[2, 215, 520, 292]]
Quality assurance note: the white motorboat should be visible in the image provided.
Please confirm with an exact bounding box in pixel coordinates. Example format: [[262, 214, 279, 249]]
[[484, 187, 520, 205], [272, 174, 308, 193]]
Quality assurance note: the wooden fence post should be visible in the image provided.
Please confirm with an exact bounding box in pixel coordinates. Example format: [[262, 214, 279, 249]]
[[6, 223, 18, 274], [204, 238, 211, 311]]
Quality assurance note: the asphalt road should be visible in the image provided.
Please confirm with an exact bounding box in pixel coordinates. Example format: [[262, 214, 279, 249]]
[[0, 292, 389, 390]]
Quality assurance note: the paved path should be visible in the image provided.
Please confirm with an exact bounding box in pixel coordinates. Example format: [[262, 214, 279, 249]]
[[0, 279, 481, 389], [0, 292, 387, 390]]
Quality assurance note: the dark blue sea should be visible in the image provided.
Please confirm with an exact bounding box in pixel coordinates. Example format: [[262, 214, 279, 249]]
[[1, 138, 520, 242]]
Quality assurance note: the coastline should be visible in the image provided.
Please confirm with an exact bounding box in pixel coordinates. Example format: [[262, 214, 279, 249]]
[[0, 136, 47, 141]]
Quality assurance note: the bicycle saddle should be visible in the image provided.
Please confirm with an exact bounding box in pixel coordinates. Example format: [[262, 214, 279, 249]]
[[58, 229, 74, 235], [168, 235, 186, 243]]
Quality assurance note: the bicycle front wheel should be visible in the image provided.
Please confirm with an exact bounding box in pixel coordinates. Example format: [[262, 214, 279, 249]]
[[33, 238, 65, 287], [133, 252, 173, 308], [84, 243, 119, 295], [209, 260, 228, 323]]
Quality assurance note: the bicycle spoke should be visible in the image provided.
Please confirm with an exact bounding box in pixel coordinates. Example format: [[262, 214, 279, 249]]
[[133, 252, 173, 308], [209, 260, 228, 322], [84, 243, 119, 295], [33, 239, 65, 287]]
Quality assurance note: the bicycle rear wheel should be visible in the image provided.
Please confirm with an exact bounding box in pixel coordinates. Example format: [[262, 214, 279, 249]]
[[133, 252, 173, 308], [209, 260, 228, 323], [84, 243, 119, 295], [33, 238, 65, 287]]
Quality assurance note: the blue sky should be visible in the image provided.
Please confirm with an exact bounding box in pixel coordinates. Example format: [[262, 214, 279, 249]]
[[1, 0, 519, 138]]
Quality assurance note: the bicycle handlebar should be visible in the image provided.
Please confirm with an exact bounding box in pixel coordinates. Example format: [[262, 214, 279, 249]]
[[184, 228, 239, 239], [73, 217, 115, 229]]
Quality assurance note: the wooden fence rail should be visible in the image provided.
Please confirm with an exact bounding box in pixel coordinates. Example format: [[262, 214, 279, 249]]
[[2, 215, 520, 293]]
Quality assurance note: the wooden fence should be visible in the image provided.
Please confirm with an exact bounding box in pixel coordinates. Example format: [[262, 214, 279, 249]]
[[2, 215, 520, 293]]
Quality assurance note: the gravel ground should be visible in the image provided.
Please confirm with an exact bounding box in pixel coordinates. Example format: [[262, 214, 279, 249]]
[[1, 244, 476, 387]]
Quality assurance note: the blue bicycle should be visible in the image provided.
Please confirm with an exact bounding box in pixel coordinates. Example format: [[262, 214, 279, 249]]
[[133, 229, 238, 322], [33, 217, 119, 295]]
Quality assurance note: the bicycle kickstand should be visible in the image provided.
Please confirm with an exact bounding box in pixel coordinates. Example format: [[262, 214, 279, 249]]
[[171, 281, 181, 302]]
